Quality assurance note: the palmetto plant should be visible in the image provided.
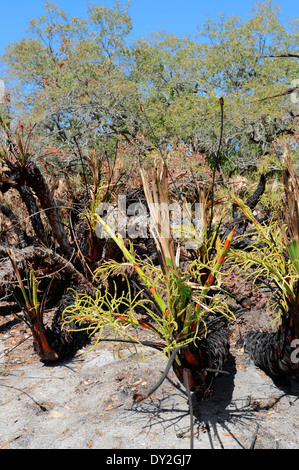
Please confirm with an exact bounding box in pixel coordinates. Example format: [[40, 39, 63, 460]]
[[63, 163, 236, 400], [228, 147, 299, 378], [7, 248, 59, 363]]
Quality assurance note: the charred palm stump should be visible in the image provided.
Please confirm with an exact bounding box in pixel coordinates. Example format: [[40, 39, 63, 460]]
[[243, 305, 299, 379], [11, 285, 93, 365], [133, 327, 230, 404], [172, 327, 230, 400]]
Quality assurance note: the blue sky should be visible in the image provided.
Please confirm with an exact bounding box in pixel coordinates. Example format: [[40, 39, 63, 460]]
[[0, 0, 298, 56]]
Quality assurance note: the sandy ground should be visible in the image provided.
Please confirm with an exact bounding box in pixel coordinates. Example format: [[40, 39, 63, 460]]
[[0, 310, 299, 450]]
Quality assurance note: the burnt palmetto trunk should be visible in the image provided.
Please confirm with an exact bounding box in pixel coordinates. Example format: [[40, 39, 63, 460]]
[[237, 147, 299, 380], [172, 323, 230, 399], [243, 299, 299, 378], [24, 161, 73, 258]]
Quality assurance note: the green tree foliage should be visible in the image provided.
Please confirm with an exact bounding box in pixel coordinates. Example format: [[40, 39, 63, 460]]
[[1, 0, 299, 173]]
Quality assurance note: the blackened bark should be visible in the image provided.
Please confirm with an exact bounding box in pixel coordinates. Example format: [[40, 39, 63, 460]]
[[24, 162, 72, 258], [172, 319, 230, 400], [246, 173, 266, 210], [0, 168, 49, 246], [18, 185, 49, 245]]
